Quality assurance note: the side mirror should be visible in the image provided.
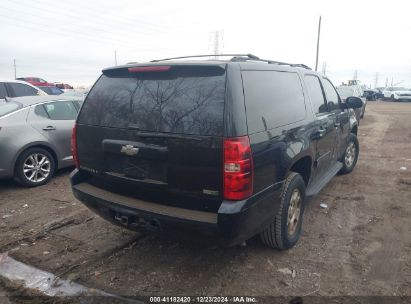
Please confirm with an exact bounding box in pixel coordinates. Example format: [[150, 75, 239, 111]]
[[341, 96, 363, 109]]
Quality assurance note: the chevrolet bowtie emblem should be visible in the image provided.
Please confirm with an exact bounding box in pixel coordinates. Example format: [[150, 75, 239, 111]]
[[120, 145, 139, 156]]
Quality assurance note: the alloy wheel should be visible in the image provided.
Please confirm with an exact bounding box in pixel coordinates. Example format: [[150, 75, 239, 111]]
[[23, 153, 51, 183], [287, 189, 302, 236], [345, 142, 356, 168]]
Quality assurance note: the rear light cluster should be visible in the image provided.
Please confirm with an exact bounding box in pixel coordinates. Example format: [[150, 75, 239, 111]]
[[223, 136, 253, 200], [71, 124, 79, 169]]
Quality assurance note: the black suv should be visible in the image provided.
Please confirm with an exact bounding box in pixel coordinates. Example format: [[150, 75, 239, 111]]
[[70, 54, 362, 250]]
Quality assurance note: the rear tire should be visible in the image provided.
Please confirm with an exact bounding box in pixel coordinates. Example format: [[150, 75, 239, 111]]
[[15, 147, 55, 187], [339, 134, 359, 175], [260, 172, 306, 250]]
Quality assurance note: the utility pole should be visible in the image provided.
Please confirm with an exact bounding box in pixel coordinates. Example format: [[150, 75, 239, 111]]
[[209, 31, 223, 59], [353, 70, 358, 80], [13, 59, 16, 79], [385, 77, 388, 87], [321, 61, 327, 75], [315, 16, 321, 72], [374, 72, 379, 88], [114, 50, 117, 66]]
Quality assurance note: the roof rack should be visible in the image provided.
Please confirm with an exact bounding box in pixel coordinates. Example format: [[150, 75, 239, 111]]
[[150, 54, 311, 70], [150, 54, 259, 62]]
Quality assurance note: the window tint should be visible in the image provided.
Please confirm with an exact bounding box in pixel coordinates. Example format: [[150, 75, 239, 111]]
[[41, 87, 63, 95], [0, 83, 8, 99], [8, 83, 39, 97], [242, 70, 306, 133], [322, 79, 340, 111], [0, 102, 22, 117], [79, 68, 226, 136], [304, 75, 327, 114], [44, 101, 77, 120], [34, 105, 49, 118]]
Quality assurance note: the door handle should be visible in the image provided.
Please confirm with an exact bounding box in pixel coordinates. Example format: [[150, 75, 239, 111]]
[[318, 128, 327, 137], [43, 126, 56, 131], [312, 127, 327, 139]]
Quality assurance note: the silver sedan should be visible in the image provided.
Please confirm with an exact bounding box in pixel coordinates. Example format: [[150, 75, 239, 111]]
[[0, 95, 82, 186]]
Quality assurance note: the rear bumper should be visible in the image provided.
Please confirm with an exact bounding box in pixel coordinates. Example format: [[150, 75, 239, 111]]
[[70, 169, 283, 246]]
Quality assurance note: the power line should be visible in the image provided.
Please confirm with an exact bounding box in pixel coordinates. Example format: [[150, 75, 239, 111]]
[[3, 0, 196, 37], [0, 13, 179, 51]]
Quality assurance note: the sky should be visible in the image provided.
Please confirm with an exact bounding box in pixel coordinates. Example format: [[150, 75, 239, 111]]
[[1, 0, 410, 88]]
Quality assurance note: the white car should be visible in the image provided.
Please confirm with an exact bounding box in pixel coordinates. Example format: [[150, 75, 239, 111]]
[[382, 87, 411, 101], [0, 79, 47, 101], [337, 86, 367, 121]]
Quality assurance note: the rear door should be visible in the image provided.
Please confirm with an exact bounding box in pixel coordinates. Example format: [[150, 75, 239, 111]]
[[28, 100, 78, 162], [76, 65, 227, 212]]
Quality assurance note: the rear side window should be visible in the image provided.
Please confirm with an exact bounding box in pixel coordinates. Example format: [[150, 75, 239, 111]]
[[44, 101, 78, 120], [79, 66, 226, 136], [304, 75, 327, 114], [242, 70, 306, 133], [0, 83, 8, 99], [0, 102, 22, 117], [8, 83, 39, 97]]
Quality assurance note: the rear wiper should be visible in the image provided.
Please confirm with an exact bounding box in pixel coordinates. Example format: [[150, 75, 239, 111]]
[[127, 123, 140, 130]]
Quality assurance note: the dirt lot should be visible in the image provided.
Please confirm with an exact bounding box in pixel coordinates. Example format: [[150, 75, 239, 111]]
[[1, 101, 411, 301]]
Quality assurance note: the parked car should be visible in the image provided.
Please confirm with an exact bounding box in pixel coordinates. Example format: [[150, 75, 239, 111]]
[[382, 87, 411, 101], [70, 54, 362, 250], [38, 86, 64, 95], [16, 77, 54, 87], [60, 89, 88, 100], [54, 82, 74, 91], [374, 88, 385, 100], [0, 95, 83, 186], [363, 89, 381, 101], [0, 80, 46, 101], [336, 86, 366, 120]]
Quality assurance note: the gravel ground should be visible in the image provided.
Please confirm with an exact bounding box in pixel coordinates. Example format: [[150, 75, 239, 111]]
[[0, 101, 410, 302]]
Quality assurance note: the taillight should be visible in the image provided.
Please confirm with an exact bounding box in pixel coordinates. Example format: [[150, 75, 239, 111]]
[[223, 136, 253, 200], [128, 66, 171, 73], [71, 124, 79, 169]]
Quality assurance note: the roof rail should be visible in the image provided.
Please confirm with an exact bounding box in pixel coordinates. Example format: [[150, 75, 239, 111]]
[[230, 56, 312, 70], [150, 53, 312, 70], [150, 54, 259, 62]]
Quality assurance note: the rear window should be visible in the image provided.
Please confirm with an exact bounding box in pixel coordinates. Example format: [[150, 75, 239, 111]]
[[78, 66, 226, 136], [0, 102, 22, 117], [242, 70, 306, 133], [41, 87, 63, 95]]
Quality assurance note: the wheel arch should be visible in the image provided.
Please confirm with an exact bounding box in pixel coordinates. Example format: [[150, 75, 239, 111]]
[[13, 142, 59, 175], [287, 154, 313, 186]]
